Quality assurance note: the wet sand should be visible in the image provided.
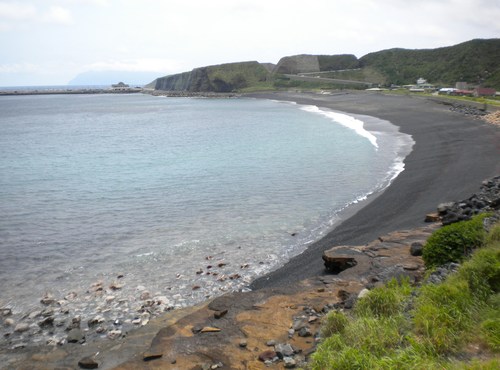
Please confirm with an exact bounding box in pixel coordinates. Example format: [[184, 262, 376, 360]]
[[249, 91, 500, 289]]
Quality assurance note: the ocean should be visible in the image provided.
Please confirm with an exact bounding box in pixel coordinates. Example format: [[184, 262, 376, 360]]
[[0, 93, 413, 345]]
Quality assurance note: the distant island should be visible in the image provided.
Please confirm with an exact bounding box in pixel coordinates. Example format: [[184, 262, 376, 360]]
[[148, 38, 500, 94]]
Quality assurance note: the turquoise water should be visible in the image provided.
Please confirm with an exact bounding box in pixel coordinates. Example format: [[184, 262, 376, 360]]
[[0, 93, 412, 318]]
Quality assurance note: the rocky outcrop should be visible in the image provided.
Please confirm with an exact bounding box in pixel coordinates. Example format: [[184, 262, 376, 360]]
[[273, 54, 360, 75]]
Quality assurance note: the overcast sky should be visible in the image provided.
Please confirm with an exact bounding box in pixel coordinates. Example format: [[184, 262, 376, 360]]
[[0, 0, 499, 86]]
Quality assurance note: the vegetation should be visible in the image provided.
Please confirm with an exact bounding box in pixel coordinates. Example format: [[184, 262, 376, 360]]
[[359, 39, 500, 87], [153, 39, 500, 92], [422, 214, 488, 268], [311, 219, 500, 369]]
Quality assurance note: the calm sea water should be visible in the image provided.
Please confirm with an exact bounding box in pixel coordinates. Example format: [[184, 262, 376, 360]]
[[0, 93, 412, 324]]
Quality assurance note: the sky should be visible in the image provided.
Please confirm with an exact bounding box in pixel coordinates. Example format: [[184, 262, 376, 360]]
[[0, 0, 499, 86]]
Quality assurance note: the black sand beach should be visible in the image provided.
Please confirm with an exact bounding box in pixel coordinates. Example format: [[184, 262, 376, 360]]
[[250, 91, 500, 289]]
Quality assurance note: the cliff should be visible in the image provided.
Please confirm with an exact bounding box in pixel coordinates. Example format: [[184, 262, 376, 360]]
[[155, 61, 270, 92]]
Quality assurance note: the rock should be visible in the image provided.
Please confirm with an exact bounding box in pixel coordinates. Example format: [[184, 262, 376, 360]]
[[106, 329, 122, 340], [322, 247, 359, 273], [214, 309, 228, 319], [425, 213, 440, 222], [4, 318, 15, 326], [67, 328, 85, 343], [283, 356, 297, 368], [437, 202, 455, 214], [64, 291, 77, 300], [266, 339, 276, 346], [14, 323, 30, 333], [200, 327, 221, 333], [105, 295, 115, 303], [109, 283, 123, 290], [1, 308, 12, 316], [143, 351, 163, 361], [139, 291, 151, 300], [87, 315, 105, 327], [258, 350, 277, 362], [78, 356, 99, 369], [410, 242, 423, 256], [38, 316, 55, 327], [40, 293, 55, 305], [275, 343, 294, 357], [239, 339, 247, 348], [292, 317, 307, 330], [358, 288, 370, 299], [298, 326, 313, 337]]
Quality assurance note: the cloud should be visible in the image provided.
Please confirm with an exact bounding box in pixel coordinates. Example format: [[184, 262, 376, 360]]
[[84, 58, 185, 73], [42, 6, 73, 24], [0, 2, 36, 20], [0, 62, 40, 73], [0, 2, 73, 25]]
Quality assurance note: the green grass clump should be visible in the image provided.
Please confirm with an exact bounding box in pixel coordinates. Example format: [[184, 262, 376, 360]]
[[320, 310, 348, 338], [355, 278, 412, 318], [310, 221, 500, 369], [423, 214, 488, 268]]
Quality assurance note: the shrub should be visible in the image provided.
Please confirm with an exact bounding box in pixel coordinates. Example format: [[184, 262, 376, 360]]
[[320, 310, 348, 338], [355, 278, 412, 318], [422, 214, 488, 268]]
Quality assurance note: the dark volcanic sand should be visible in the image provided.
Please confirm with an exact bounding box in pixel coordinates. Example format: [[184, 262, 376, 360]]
[[249, 91, 500, 289]]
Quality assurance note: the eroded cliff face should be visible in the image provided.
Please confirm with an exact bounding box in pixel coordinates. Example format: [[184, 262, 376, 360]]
[[273, 54, 360, 74], [154, 61, 270, 92]]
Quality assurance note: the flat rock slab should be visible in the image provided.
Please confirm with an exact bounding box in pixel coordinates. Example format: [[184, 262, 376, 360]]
[[322, 247, 372, 277]]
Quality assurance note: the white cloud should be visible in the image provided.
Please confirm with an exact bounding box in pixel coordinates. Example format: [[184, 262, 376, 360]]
[[0, 2, 36, 20], [42, 5, 73, 24], [84, 58, 185, 73], [0, 62, 40, 73]]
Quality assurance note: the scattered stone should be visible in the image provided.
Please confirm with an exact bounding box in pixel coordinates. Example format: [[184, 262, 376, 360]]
[[425, 213, 440, 222], [298, 326, 313, 337], [117, 273, 124, 279], [4, 318, 15, 326], [402, 263, 420, 271], [358, 288, 370, 299], [200, 326, 221, 333], [139, 291, 151, 300], [38, 316, 55, 327], [275, 343, 294, 357], [106, 329, 122, 340], [14, 323, 30, 333], [191, 325, 202, 334], [109, 283, 123, 291], [87, 315, 105, 327], [65, 291, 77, 300], [410, 242, 423, 256], [283, 356, 297, 368], [292, 317, 307, 330], [192, 285, 201, 290], [288, 329, 295, 338], [214, 309, 228, 319], [1, 308, 12, 316], [67, 328, 85, 343], [239, 339, 247, 348], [105, 295, 115, 303], [143, 351, 163, 361], [258, 350, 277, 362], [78, 356, 99, 369], [40, 293, 55, 305]]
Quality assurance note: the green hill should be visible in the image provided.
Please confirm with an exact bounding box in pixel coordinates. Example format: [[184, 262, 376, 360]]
[[154, 61, 271, 92], [360, 38, 500, 87], [152, 39, 500, 92]]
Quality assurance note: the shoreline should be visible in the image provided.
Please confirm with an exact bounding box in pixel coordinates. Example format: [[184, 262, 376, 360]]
[[249, 90, 500, 289]]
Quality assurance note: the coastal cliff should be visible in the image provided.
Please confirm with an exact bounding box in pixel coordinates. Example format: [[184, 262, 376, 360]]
[[154, 61, 270, 93]]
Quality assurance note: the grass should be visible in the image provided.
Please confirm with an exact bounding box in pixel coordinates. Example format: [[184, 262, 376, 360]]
[[310, 220, 500, 369]]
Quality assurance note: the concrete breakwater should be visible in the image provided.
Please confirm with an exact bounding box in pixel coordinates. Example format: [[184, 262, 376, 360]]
[[0, 87, 143, 96]]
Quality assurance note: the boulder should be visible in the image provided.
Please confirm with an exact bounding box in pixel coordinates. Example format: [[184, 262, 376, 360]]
[[322, 247, 359, 273]]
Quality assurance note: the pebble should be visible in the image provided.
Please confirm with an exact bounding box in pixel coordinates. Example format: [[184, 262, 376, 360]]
[[105, 296, 115, 303], [4, 318, 15, 326], [40, 293, 55, 305], [275, 343, 294, 357], [106, 329, 122, 340], [258, 350, 277, 362], [358, 288, 370, 299], [67, 328, 85, 343], [78, 356, 99, 369], [1, 308, 12, 316], [14, 323, 30, 333], [239, 339, 247, 348], [143, 350, 163, 361], [284, 356, 297, 368]]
